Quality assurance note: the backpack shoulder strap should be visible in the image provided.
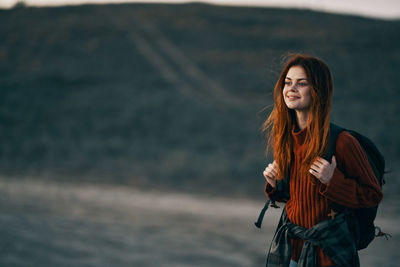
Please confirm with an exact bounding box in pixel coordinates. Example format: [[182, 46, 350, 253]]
[[322, 123, 345, 163]]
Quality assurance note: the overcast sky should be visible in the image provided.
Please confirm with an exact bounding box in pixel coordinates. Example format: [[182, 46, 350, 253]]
[[1, 0, 399, 19]]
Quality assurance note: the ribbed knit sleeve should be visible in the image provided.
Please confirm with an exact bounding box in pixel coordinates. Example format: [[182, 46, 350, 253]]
[[320, 131, 383, 208]]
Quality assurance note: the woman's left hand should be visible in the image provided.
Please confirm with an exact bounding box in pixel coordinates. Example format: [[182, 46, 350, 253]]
[[309, 156, 337, 184]]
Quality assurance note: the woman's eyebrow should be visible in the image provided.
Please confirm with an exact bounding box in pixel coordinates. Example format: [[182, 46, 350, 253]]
[[285, 77, 308, 81]]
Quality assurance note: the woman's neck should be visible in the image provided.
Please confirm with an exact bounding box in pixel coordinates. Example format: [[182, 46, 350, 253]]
[[295, 110, 309, 130]]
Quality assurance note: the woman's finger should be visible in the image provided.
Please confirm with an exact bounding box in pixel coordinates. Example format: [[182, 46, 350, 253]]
[[309, 168, 320, 178], [269, 166, 278, 176], [331, 155, 337, 168], [316, 157, 331, 166], [310, 163, 322, 171], [263, 171, 276, 187], [313, 158, 327, 167], [263, 170, 275, 180], [265, 175, 274, 184]]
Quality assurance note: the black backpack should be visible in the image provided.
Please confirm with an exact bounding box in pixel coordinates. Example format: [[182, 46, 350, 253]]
[[255, 123, 389, 250]]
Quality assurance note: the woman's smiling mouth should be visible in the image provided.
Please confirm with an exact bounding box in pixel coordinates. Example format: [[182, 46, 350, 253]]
[[286, 95, 300, 100]]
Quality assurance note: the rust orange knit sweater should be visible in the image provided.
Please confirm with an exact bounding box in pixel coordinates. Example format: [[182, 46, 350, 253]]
[[265, 127, 383, 266]]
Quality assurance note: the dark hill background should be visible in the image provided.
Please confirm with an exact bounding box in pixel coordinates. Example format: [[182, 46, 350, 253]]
[[1, 3, 399, 198]]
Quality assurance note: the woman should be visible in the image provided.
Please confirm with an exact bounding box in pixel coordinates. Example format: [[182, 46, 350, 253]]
[[262, 54, 382, 267]]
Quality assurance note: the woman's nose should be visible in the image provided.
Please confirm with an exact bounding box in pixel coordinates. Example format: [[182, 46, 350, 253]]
[[288, 84, 298, 91]]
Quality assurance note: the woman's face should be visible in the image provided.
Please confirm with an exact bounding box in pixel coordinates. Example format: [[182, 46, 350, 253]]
[[283, 66, 312, 112]]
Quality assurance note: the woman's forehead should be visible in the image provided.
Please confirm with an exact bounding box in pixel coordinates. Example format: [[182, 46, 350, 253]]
[[286, 66, 307, 79]]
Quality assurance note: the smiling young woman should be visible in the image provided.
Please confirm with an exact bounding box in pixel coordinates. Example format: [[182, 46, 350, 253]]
[[261, 54, 382, 267]]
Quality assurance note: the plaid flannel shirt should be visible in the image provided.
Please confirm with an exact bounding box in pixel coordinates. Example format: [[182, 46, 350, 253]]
[[266, 208, 359, 267]]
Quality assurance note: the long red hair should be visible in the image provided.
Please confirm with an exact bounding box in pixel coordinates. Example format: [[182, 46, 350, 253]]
[[262, 54, 334, 180]]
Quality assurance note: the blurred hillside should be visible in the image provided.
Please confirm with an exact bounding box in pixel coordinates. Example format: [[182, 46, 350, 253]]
[[0, 3, 399, 198]]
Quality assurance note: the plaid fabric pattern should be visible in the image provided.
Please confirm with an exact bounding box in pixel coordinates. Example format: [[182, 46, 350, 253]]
[[266, 208, 359, 267]]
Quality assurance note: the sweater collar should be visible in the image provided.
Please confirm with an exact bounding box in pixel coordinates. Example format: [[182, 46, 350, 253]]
[[292, 124, 307, 146]]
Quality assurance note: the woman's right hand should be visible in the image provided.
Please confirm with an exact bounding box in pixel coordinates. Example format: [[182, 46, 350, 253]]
[[263, 161, 278, 188]]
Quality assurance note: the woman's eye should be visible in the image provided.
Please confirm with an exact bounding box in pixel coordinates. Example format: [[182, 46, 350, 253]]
[[298, 83, 308, 87], [284, 81, 291, 85]]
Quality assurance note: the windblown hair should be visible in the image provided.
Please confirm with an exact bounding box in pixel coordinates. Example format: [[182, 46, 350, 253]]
[[262, 54, 334, 180]]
